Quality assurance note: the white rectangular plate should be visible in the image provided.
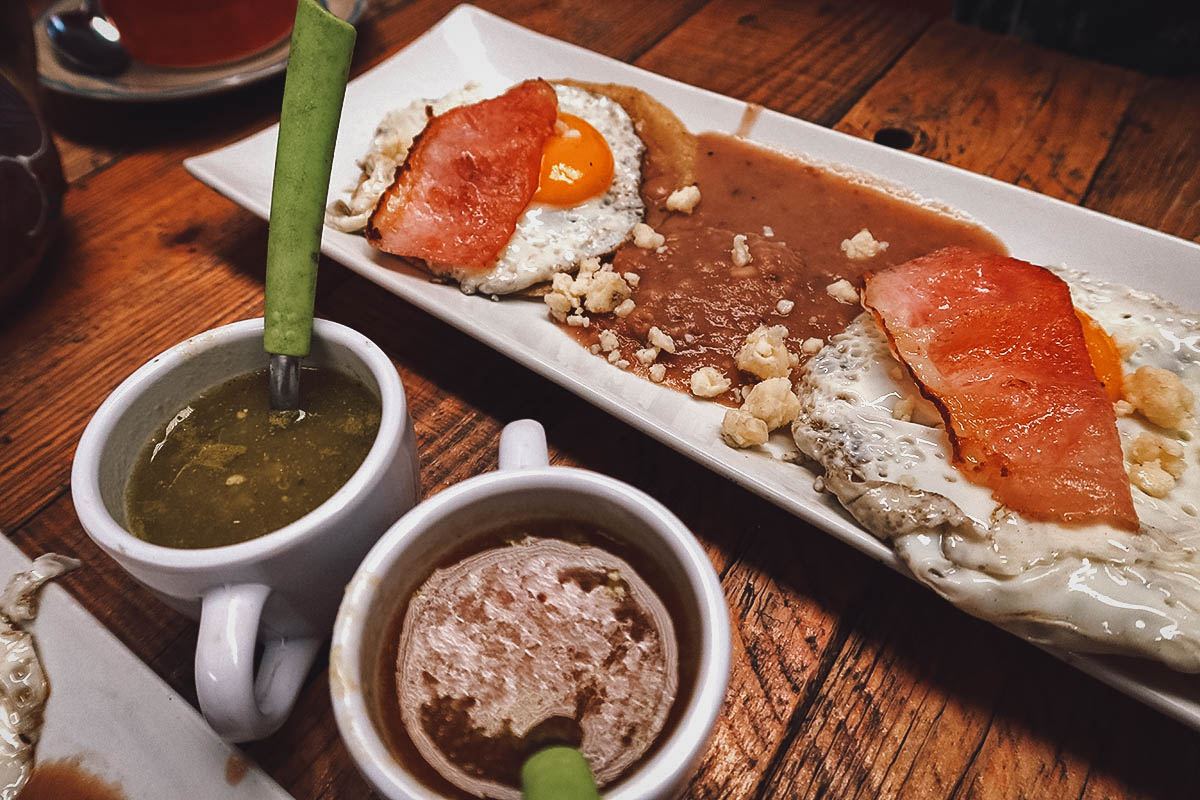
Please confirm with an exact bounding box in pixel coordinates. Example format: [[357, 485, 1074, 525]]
[[1, 537, 292, 799], [186, 5, 1200, 732]]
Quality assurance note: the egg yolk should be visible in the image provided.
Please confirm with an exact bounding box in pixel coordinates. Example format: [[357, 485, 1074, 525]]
[[1076, 308, 1124, 402], [533, 113, 614, 206]]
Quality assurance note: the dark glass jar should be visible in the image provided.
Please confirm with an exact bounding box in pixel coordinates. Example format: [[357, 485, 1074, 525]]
[[0, 4, 66, 308]]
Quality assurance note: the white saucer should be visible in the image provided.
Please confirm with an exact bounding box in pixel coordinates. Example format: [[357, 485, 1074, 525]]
[[35, 0, 367, 102]]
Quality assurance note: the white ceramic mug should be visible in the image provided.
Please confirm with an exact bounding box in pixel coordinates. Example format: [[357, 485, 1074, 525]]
[[331, 419, 731, 799], [72, 318, 419, 742]]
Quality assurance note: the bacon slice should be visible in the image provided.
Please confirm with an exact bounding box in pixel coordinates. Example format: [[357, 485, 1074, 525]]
[[366, 79, 558, 269], [862, 247, 1138, 530]]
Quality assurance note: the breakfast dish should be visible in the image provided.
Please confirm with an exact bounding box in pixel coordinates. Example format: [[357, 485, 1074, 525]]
[[185, 5, 1200, 729], [794, 248, 1199, 670], [0, 537, 292, 798]]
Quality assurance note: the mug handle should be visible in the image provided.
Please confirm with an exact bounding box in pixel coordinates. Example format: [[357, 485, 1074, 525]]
[[194, 583, 321, 742], [499, 419, 549, 470]]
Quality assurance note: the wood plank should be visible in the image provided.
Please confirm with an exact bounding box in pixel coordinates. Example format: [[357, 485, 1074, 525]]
[[834, 20, 1144, 203], [1082, 76, 1200, 242], [635, 0, 936, 126]]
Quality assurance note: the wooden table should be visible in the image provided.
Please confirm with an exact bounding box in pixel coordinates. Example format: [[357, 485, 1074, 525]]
[[7, 1, 1200, 797]]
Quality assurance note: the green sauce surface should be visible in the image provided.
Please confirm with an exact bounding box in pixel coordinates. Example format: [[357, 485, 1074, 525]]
[[125, 366, 381, 549]]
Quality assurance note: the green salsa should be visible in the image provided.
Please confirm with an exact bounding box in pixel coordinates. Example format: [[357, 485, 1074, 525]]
[[124, 366, 381, 549]]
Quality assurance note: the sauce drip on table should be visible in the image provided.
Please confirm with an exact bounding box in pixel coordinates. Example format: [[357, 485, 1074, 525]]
[[572, 132, 1007, 400]]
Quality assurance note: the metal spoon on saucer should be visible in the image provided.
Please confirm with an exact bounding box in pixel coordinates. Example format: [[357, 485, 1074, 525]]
[[264, 0, 355, 411], [44, 0, 129, 76]]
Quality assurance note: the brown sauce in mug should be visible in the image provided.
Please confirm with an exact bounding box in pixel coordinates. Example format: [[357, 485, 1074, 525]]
[[570, 132, 1007, 401], [373, 518, 700, 799]]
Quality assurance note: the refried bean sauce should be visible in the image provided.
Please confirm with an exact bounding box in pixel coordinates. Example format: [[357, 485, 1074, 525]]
[[568, 133, 1007, 402]]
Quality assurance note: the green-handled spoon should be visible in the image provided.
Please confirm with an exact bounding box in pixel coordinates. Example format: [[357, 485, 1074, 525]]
[[521, 745, 601, 800], [519, 717, 600, 800], [264, 0, 355, 410]]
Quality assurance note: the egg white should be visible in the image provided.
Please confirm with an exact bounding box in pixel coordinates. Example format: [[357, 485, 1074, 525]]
[[326, 83, 645, 296], [792, 271, 1200, 671]]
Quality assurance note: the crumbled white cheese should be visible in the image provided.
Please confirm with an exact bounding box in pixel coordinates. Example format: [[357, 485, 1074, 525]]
[[1128, 432, 1186, 498], [631, 222, 666, 249], [776, 299, 795, 315], [665, 185, 701, 214], [623, 272, 641, 288], [566, 313, 590, 327], [762, 225, 775, 237], [598, 329, 620, 353], [826, 278, 859, 305], [614, 299, 636, 318], [649, 364, 667, 383], [801, 337, 824, 354], [741, 377, 801, 430], [1124, 366, 1195, 430], [1115, 399, 1136, 417], [731, 234, 752, 267], [615, 359, 630, 370], [689, 367, 732, 398], [736, 325, 793, 380], [721, 409, 769, 448], [584, 270, 633, 314], [840, 228, 889, 260], [607, 349, 622, 364], [635, 347, 659, 366], [684, 333, 696, 344], [648, 326, 677, 354]]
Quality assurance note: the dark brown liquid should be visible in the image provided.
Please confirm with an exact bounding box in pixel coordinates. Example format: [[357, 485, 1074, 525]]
[[125, 366, 381, 549], [22, 760, 126, 800], [572, 132, 1008, 401], [374, 519, 700, 799]]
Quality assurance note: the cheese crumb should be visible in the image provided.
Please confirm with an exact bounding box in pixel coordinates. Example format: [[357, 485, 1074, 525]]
[[689, 367, 732, 398], [1114, 399, 1136, 417], [614, 298, 636, 318], [721, 409, 769, 448], [598, 329, 620, 352], [732, 234, 752, 267], [1124, 366, 1195, 429], [631, 222, 666, 249], [840, 228, 889, 260], [762, 225, 774, 237], [615, 359, 630, 370], [607, 349, 622, 364], [826, 279, 859, 305], [566, 313, 590, 327], [741, 377, 801, 430], [623, 272, 641, 288], [649, 364, 667, 383], [635, 347, 659, 366], [584, 270, 633, 314], [801, 337, 824, 354], [736, 325, 793, 380], [776, 299, 795, 315], [666, 184, 701, 214], [648, 326, 677, 354]]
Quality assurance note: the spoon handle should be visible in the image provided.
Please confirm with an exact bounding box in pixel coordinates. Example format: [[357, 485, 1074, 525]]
[[521, 746, 601, 800], [263, 0, 355, 357]]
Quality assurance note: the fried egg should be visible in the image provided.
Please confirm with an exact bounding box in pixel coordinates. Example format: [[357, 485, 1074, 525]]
[[327, 83, 645, 295], [792, 270, 1200, 671]]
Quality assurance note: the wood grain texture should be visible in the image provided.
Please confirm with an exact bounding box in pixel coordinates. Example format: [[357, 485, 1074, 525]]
[[635, 0, 935, 126], [834, 20, 1144, 203], [1082, 76, 1200, 242]]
